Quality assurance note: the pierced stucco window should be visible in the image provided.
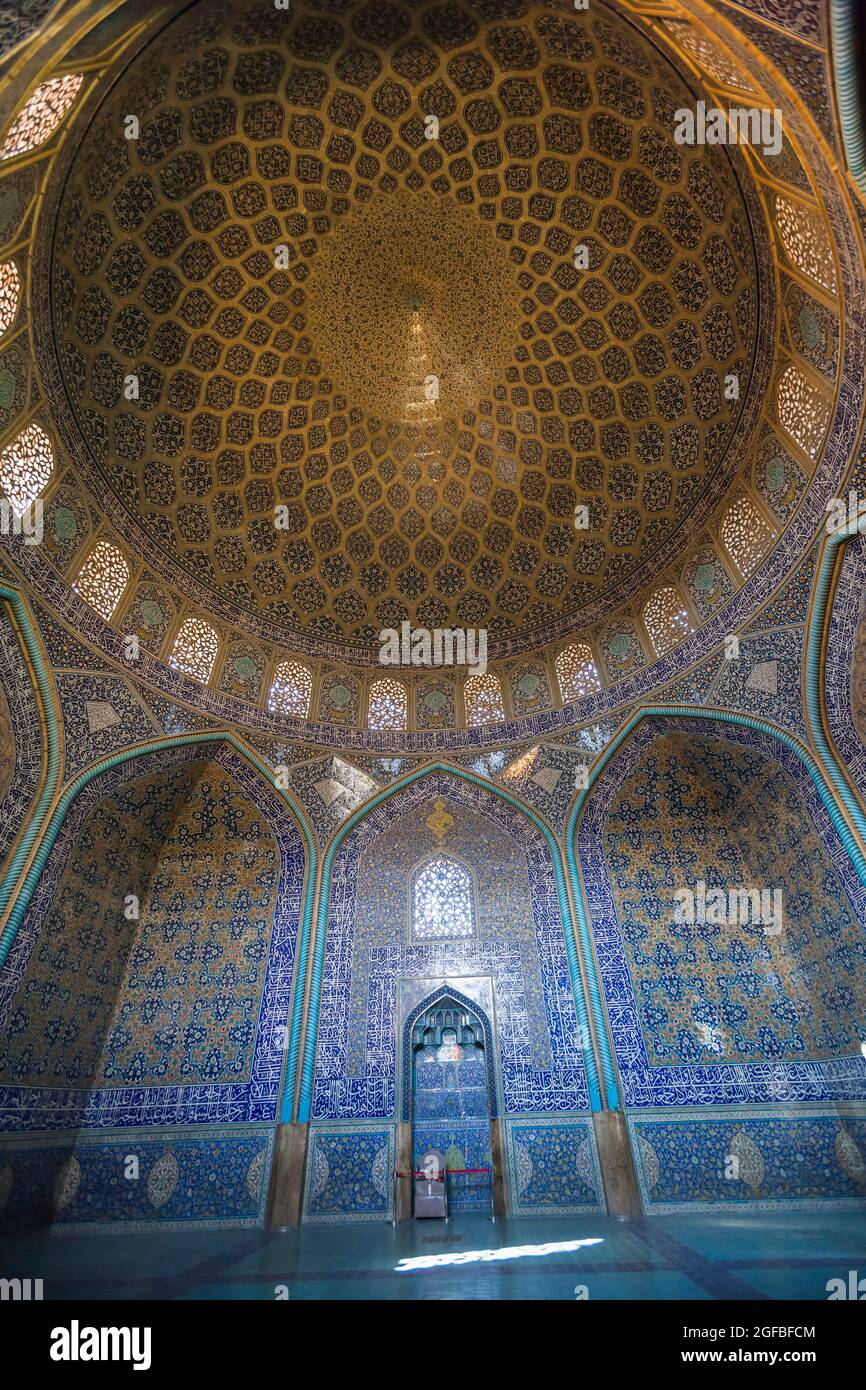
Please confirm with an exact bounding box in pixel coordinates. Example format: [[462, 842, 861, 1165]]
[[642, 585, 691, 657], [412, 856, 475, 940], [73, 540, 130, 620], [1, 74, 83, 160], [368, 676, 407, 730], [170, 616, 220, 684], [556, 643, 601, 701], [268, 659, 312, 716], [464, 672, 505, 726]]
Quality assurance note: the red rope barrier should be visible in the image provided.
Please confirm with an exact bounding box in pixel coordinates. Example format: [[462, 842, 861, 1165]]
[[394, 1167, 491, 1178]]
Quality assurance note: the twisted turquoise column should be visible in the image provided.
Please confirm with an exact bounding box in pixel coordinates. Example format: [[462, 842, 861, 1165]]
[[805, 514, 866, 851], [565, 704, 866, 1115], [296, 762, 604, 1121], [0, 585, 62, 962], [829, 0, 866, 196]]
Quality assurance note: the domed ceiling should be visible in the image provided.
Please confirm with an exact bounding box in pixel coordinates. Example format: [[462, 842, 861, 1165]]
[[50, 0, 760, 649]]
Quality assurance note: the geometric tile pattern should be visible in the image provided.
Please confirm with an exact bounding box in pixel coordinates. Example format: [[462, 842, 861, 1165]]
[[52, 0, 758, 646]]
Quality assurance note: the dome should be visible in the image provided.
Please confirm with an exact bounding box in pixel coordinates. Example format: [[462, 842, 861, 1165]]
[[49, 0, 760, 650]]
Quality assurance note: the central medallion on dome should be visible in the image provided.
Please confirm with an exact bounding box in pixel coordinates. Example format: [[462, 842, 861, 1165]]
[[305, 188, 522, 424]]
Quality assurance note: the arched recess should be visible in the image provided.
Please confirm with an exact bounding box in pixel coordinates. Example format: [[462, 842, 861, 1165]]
[[0, 736, 314, 1230], [401, 984, 497, 1123], [298, 762, 603, 1123], [0, 730, 317, 1126], [403, 984, 498, 1214], [566, 703, 866, 1114], [567, 710, 866, 1212]]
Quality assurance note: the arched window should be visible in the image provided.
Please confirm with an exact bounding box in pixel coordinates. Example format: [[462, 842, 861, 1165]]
[[720, 496, 773, 578], [0, 421, 53, 514], [464, 672, 505, 726], [775, 196, 836, 294], [170, 616, 219, 683], [555, 643, 601, 701], [412, 857, 475, 940], [268, 659, 312, 716], [1, 74, 83, 160], [73, 540, 130, 619], [642, 585, 691, 657], [0, 261, 20, 337], [776, 363, 831, 458], [368, 676, 407, 730]]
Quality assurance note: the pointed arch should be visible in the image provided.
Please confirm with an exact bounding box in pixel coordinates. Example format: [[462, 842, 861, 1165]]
[[0, 727, 317, 1125], [401, 983, 497, 1122], [297, 761, 604, 1121], [563, 702, 866, 1112], [566, 707, 866, 1115]]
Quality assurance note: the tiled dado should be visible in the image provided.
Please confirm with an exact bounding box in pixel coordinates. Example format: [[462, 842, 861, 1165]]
[[302, 1118, 605, 1222], [0, 1126, 274, 1232], [303, 1124, 396, 1224], [506, 1117, 604, 1217], [628, 1108, 866, 1215]]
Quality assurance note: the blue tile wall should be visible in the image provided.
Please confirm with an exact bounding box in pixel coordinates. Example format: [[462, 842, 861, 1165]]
[[312, 772, 590, 1121], [412, 1122, 493, 1213], [303, 1125, 395, 1223], [578, 719, 866, 1110], [0, 1126, 273, 1232], [629, 1109, 866, 1213], [506, 1117, 604, 1215]]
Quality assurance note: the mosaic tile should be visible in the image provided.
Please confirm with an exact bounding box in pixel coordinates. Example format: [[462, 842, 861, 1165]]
[[0, 1126, 273, 1231], [630, 1108, 866, 1213]]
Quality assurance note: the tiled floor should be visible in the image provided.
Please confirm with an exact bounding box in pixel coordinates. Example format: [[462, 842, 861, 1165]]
[[2, 1210, 865, 1299]]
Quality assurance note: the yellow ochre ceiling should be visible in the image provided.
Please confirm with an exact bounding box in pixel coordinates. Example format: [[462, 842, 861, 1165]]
[[51, 0, 760, 644]]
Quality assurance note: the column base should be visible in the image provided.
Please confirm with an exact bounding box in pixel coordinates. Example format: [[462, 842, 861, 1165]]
[[266, 1122, 309, 1228], [592, 1110, 642, 1218]]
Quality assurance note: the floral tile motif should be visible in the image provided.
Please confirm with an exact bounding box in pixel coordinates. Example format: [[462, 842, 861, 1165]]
[[304, 1125, 394, 1222], [507, 1117, 604, 1215], [0, 745, 305, 1131], [708, 627, 806, 734], [580, 718, 866, 1108], [0, 1126, 273, 1231], [629, 1108, 866, 1212], [56, 671, 159, 777]]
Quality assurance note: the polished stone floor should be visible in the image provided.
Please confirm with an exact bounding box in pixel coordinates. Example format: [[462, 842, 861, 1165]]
[[2, 1210, 866, 1300]]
